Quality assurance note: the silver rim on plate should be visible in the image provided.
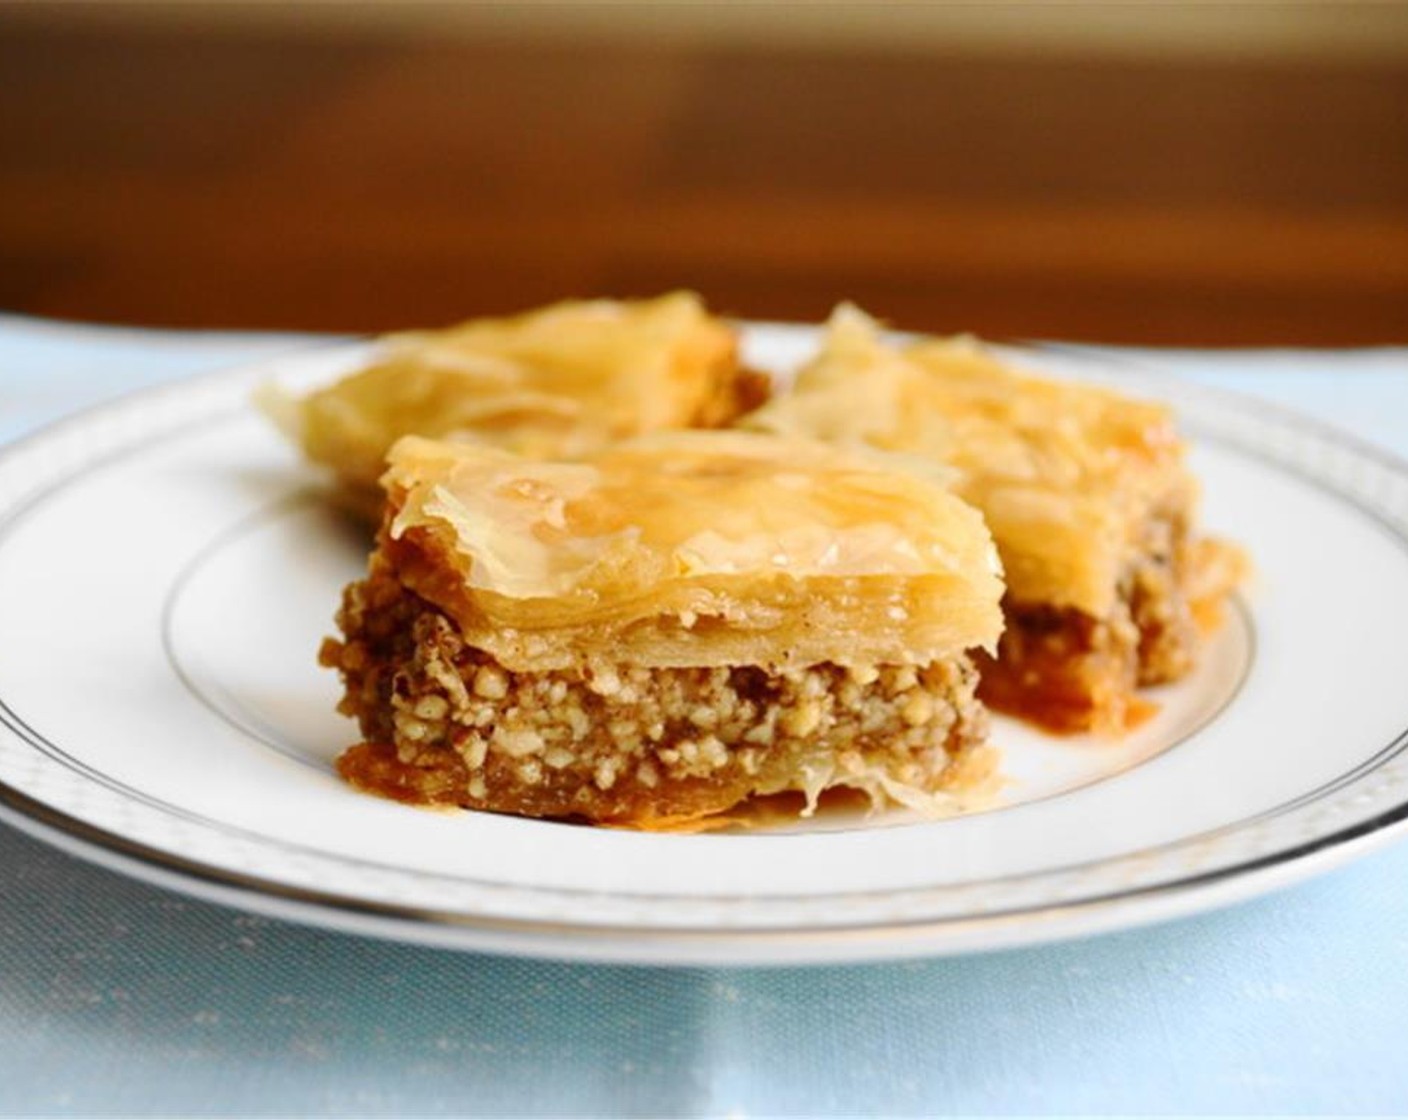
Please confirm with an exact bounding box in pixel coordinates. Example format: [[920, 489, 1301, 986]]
[[1, 332, 1406, 963]]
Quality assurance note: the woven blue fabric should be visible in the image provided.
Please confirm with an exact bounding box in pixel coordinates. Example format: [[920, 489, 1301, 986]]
[[2, 315, 1407, 1117]]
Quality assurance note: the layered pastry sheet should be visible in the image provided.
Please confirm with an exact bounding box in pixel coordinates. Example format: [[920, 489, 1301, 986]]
[[321, 431, 1006, 827], [262, 292, 768, 511], [746, 307, 1243, 732]]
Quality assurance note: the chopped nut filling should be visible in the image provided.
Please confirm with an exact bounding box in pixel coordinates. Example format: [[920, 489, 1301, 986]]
[[322, 565, 992, 827], [976, 507, 1234, 733]]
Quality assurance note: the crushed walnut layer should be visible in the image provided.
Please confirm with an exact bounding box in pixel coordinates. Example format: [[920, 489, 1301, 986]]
[[976, 508, 1243, 733], [322, 563, 994, 828]]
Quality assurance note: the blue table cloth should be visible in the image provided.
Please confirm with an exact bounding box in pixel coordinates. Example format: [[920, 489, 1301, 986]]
[[2, 312, 1407, 1117]]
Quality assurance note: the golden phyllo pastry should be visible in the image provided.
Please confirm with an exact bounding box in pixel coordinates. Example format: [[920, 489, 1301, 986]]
[[321, 430, 1006, 828], [263, 292, 768, 509], [746, 306, 1243, 733]]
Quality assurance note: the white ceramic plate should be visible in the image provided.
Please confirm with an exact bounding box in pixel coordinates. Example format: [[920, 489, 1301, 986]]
[[2, 326, 1407, 966]]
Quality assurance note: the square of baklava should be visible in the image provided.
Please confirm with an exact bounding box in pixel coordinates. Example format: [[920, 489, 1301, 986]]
[[262, 292, 769, 512], [746, 307, 1244, 733], [321, 430, 1006, 828]]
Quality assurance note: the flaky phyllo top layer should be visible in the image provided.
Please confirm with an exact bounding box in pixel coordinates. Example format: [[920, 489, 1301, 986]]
[[271, 292, 743, 489], [379, 431, 1005, 672], [747, 307, 1195, 618]]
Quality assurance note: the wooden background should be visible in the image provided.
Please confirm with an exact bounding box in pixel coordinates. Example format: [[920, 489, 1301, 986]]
[[1, 13, 1405, 344]]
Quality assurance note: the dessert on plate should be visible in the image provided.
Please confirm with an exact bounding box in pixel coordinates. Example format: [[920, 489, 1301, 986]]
[[320, 430, 1006, 828], [745, 306, 1244, 733], [261, 292, 768, 514]]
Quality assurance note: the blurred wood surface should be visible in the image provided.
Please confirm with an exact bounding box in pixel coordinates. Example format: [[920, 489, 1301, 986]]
[[0, 17, 1405, 344]]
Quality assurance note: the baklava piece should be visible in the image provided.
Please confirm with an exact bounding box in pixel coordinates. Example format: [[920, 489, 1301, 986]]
[[322, 430, 1006, 828], [262, 292, 769, 512], [746, 307, 1244, 733]]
